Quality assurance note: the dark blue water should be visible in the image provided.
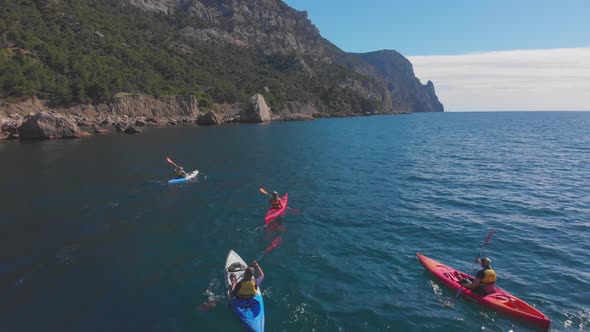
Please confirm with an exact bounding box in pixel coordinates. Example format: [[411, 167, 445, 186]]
[[1, 112, 589, 331]]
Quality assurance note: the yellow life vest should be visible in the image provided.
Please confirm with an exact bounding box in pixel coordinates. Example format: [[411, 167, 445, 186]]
[[237, 279, 257, 297], [480, 268, 496, 284]]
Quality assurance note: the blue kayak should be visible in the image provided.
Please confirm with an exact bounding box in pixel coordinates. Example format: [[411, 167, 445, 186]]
[[225, 250, 265, 332], [230, 294, 265, 332], [167, 170, 198, 184]]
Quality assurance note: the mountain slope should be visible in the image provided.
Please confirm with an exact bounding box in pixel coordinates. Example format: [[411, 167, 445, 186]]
[[0, 0, 443, 116]]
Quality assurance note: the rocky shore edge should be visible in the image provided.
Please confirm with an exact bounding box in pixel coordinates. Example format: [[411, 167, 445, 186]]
[[0, 93, 317, 140]]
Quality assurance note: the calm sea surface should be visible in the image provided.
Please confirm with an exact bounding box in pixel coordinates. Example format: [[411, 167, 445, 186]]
[[1, 112, 589, 331]]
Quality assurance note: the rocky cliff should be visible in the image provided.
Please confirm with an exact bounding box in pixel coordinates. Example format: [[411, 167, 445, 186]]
[[0, 0, 443, 126], [125, 0, 442, 114], [353, 50, 444, 113], [130, 0, 331, 60]]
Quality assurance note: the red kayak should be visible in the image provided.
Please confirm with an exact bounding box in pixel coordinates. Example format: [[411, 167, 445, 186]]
[[416, 253, 551, 330], [264, 193, 288, 224]]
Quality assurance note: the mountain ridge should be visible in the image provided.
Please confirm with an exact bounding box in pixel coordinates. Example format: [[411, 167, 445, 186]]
[[0, 0, 443, 126]]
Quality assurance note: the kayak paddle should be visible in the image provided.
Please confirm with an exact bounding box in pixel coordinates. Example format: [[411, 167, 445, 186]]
[[456, 229, 496, 298], [259, 187, 300, 214]]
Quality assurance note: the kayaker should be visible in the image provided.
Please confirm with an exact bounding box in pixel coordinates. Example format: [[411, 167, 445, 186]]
[[269, 191, 283, 209], [230, 261, 264, 299], [461, 257, 496, 295], [174, 166, 186, 179]]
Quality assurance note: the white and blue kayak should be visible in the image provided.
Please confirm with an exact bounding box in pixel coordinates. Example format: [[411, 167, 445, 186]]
[[167, 170, 198, 184], [224, 250, 265, 332]]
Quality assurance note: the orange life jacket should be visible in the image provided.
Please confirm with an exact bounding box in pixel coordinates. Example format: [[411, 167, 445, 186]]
[[270, 198, 282, 209]]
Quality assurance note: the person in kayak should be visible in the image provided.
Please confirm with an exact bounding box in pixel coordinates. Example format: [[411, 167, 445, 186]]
[[461, 257, 496, 295], [174, 166, 186, 179], [269, 191, 283, 210], [230, 261, 264, 299]]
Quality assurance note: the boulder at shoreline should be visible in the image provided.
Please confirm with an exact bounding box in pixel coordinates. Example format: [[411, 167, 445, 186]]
[[197, 111, 222, 126], [18, 112, 81, 139], [240, 94, 271, 123]]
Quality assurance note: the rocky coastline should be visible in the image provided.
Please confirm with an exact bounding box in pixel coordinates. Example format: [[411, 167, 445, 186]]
[[1, 0, 444, 141], [0, 93, 319, 140]]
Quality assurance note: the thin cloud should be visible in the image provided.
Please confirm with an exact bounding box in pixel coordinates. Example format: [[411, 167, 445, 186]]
[[408, 48, 590, 111]]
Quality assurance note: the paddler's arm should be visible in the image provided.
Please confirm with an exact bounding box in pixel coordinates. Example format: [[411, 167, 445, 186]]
[[465, 270, 485, 289], [230, 282, 240, 297], [464, 278, 481, 289], [253, 261, 264, 283]]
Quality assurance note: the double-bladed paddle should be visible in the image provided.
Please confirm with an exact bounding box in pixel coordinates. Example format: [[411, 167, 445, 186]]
[[456, 229, 496, 298]]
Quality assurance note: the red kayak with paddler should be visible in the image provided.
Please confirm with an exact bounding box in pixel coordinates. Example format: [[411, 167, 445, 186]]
[[259, 188, 298, 224]]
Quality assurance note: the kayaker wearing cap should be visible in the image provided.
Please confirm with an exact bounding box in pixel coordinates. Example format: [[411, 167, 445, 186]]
[[269, 191, 283, 209], [230, 261, 264, 299], [174, 166, 186, 179], [462, 257, 496, 295]]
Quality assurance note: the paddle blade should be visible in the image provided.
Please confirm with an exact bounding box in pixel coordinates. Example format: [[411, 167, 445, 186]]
[[259, 187, 270, 196], [288, 207, 300, 214], [166, 157, 175, 165], [256, 236, 282, 261], [483, 229, 496, 247], [265, 237, 282, 254]]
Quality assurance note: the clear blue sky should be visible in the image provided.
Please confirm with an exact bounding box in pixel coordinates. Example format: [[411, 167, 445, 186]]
[[283, 0, 590, 56]]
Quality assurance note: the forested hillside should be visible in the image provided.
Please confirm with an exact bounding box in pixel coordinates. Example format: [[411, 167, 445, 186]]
[[0, 0, 442, 115]]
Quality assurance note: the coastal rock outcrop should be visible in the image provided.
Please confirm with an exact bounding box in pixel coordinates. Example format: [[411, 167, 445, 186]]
[[197, 111, 222, 125], [0, 97, 45, 116], [18, 112, 82, 139], [0, 119, 9, 139], [1, 119, 22, 136], [111, 94, 199, 118], [123, 126, 142, 134], [240, 94, 271, 123]]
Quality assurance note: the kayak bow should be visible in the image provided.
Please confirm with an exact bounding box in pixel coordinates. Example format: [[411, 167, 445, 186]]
[[416, 253, 551, 330]]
